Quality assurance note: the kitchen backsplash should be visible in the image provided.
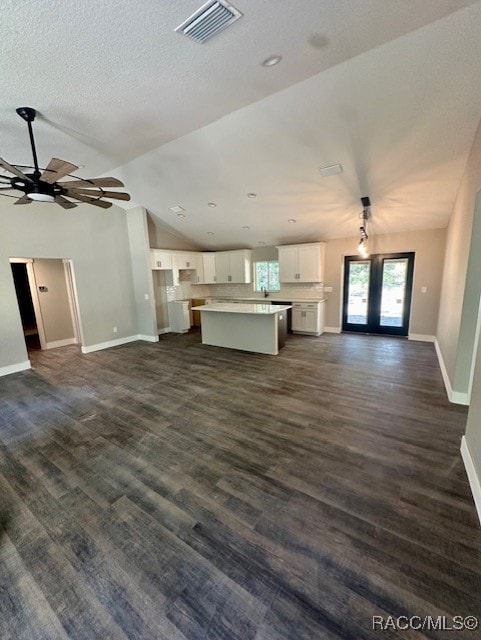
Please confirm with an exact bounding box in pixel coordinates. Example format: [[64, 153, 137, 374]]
[[166, 276, 324, 302]]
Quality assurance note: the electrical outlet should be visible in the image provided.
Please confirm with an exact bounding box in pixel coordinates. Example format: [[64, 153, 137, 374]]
[[113, 326, 118, 333], [144, 293, 149, 300], [324, 286, 333, 293]]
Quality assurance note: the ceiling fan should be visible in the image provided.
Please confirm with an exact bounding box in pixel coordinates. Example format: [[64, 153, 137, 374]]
[[0, 107, 130, 210]]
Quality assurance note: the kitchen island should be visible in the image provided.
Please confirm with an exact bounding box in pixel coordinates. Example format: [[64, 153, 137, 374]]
[[191, 303, 291, 355]]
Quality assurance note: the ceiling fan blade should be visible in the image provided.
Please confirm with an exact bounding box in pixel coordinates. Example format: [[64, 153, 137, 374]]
[[14, 195, 32, 205], [55, 195, 77, 210], [41, 157, 79, 184], [66, 191, 112, 208], [0, 158, 33, 182], [67, 188, 130, 201], [57, 177, 124, 189]]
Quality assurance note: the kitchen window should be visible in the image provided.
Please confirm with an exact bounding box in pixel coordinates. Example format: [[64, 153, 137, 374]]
[[254, 261, 280, 292]]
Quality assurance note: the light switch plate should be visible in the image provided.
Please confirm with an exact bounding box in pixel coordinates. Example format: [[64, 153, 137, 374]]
[[324, 286, 333, 292]]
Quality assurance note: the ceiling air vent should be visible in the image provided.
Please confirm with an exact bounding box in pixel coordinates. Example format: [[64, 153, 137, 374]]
[[175, 0, 243, 43]]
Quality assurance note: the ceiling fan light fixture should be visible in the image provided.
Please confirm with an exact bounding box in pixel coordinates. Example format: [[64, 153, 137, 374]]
[[1, 108, 130, 211], [27, 192, 55, 202]]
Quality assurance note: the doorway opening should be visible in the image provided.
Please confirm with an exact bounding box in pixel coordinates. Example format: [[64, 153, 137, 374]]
[[10, 262, 41, 352], [342, 252, 415, 336], [10, 257, 82, 353]]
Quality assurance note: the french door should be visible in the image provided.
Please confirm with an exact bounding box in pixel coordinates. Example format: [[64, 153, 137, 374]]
[[342, 252, 415, 336]]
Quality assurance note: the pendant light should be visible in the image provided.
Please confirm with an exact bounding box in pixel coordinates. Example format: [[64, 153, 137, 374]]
[[357, 196, 371, 258]]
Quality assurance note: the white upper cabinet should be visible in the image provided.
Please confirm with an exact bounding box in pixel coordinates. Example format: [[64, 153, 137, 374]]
[[173, 252, 197, 270], [214, 252, 230, 283], [215, 250, 252, 283], [151, 249, 173, 270], [277, 242, 325, 283], [197, 252, 216, 284]]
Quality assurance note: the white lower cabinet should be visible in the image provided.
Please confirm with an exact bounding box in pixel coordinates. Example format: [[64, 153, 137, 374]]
[[168, 301, 190, 333], [291, 302, 324, 335]]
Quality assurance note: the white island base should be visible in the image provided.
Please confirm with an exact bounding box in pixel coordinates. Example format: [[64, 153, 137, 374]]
[[191, 303, 291, 355]]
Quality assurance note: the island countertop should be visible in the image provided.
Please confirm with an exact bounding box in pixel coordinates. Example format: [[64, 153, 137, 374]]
[[191, 303, 291, 314]]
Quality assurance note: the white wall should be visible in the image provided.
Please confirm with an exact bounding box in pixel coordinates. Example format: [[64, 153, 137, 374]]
[[437, 117, 481, 394], [0, 199, 138, 372], [126, 207, 157, 339]]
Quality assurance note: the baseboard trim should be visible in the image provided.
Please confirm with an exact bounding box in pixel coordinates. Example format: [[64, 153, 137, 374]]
[[138, 334, 159, 343], [408, 334, 435, 342], [434, 338, 454, 401], [0, 360, 31, 377], [461, 436, 481, 526], [81, 333, 161, 353], [81, 335, 140, 354], [434, 338, 469, 405], [45, 337, 77, 349], [452, 390, 470, 405], [158, 327, 171, 335], [324, 326, 341, 333]]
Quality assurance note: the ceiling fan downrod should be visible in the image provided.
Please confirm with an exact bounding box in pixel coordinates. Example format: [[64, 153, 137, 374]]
[[16, 107, 40, 178]]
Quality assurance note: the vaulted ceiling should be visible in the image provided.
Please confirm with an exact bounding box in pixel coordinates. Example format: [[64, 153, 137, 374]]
[[2, 0, 481, 248]]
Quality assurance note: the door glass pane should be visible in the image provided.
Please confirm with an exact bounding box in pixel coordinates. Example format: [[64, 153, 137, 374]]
[[380, 259, 408, 327], [347, 261, 370, 324]]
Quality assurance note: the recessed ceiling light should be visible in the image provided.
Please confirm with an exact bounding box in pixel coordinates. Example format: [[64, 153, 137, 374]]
[[242, 225, 250, 230], [261, 55, 282, 67], [247, 192, 257, 198], [288, 219, 296, 223], [206, 231, 215, 235], [177, 213, 186, 218], [207, 202, 217, 207], [169, 205, 185, 213]]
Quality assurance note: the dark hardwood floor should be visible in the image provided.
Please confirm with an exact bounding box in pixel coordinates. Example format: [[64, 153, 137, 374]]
[[0, 330, 479, 639]]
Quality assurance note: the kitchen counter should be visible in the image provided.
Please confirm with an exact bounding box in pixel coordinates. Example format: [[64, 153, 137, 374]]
[[191, 303, 291, 314], [191, 303, 291, 355], [203, 296, 325, 303]]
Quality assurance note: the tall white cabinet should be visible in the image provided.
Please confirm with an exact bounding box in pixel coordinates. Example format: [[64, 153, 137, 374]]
[[277, 242, 325, 283]]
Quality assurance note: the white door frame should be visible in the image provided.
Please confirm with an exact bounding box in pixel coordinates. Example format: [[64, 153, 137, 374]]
[[63, 259, 84, 346]]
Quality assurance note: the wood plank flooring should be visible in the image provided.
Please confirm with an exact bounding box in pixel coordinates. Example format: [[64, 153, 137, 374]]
[[0, 330, 479, 639]]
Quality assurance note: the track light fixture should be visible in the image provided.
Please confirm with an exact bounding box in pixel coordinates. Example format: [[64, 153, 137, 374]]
[[357, 196, 371, 258]]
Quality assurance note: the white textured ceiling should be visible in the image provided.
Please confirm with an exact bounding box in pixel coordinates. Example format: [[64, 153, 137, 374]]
[[2, 0, 481, 247]]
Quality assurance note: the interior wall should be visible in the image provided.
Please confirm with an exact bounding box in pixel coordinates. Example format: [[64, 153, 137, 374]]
[[147, 214, 201, 251], [31, 259, 74, 345], [437, 117, 481, 389], [465, 305, 481, 485], [452, 190, 481, 394], [323, 228, 446, 334], [252, 246, 278, 262], [126, 207, 157, 339], [0, 200, 138, 371]]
